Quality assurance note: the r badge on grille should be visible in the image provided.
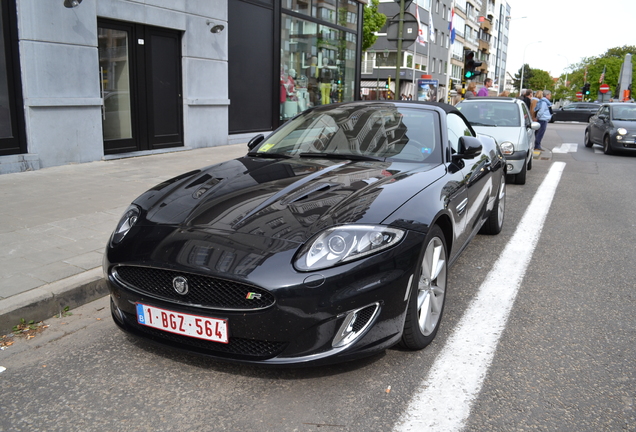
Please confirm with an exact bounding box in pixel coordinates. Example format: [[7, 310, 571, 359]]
[[173, 276, 189, 295]]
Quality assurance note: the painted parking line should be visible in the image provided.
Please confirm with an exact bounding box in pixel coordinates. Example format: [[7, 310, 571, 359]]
[[394, 162, 567, 432], [552, 143, 579, 153]]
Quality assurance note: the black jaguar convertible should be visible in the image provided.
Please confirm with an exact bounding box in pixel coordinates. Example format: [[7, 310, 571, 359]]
[[104, 101, 506, 366]]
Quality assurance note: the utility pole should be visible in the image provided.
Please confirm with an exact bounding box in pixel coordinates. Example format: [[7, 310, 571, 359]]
[[394, 0, 405, 98]]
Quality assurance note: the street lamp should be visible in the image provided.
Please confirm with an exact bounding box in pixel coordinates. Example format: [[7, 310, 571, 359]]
[[519, 41, 541, 94]]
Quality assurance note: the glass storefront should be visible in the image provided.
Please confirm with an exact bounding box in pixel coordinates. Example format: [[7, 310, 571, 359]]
[[280, 1, 358, 121]]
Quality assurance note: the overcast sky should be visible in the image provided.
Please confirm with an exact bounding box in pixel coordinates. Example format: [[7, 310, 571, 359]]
[[503, 0, 636, 80]]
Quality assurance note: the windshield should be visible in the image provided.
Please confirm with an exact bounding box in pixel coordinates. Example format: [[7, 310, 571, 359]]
[[612, 105, 636, 121], [253, 104, 442, 163], [458, 102, 520, 127]]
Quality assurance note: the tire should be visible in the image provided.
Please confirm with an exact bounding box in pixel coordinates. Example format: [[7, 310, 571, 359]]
[[505, 174, 515, 184], [603, 135, 614, 155], [527, 153, 533, 170], [401, 225, 448, 350], [584, 129, 593, 148], [480, 177, 505, 235], [515, 159, 527, 185]]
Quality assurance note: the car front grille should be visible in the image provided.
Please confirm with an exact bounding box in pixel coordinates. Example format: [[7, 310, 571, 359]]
[[113, 265, 275, 311]]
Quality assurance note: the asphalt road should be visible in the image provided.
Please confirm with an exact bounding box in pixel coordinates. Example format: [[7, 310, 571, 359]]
[[1, 123, 635, 432]]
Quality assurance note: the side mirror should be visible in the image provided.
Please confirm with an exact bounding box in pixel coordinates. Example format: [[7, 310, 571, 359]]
[[530, 121, 541, 131], [455, 136, 482, 160], [247, 134, 265, 150]]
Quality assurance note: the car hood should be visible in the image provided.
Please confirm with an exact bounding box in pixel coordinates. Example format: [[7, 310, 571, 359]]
[[131, 156, 444, 243], [473, 127, 525, 148], [612, 119, 636, 130]]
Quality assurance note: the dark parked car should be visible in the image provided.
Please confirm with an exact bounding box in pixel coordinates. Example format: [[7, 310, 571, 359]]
[[550, 102, 600, 123], [104, 101, 506, 366], [585, 103, 636, 154]]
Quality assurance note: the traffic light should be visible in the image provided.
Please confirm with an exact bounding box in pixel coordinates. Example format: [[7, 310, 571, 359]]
[[464, 50, 482, 80], [583, 83, 591, 95]]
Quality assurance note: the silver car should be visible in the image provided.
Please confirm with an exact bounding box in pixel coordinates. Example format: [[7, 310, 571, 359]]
[[457, 97, 540, 185]]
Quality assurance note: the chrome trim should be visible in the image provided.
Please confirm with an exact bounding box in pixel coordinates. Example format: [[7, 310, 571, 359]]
[[456, 197, 468, 215], [332, 302, 380, 348]]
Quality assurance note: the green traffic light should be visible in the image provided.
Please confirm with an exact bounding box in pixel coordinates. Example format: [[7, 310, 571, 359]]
[[465, 71, 474, 79]]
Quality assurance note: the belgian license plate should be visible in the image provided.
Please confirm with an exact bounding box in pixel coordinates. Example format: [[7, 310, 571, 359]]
[[136, 303, 229, 344]]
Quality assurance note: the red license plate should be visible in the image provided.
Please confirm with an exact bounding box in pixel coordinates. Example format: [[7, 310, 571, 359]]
[[136, 303, 228, 344]]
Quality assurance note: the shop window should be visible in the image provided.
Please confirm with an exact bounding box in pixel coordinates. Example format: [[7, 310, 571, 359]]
[[280, 14, 357, 121]]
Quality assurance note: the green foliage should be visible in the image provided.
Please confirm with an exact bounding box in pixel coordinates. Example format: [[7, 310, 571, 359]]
[[512, 64, 554, 93], [514, 46, 636, 102], [561, 45, 636, 101], [362, 0, 387, 52]]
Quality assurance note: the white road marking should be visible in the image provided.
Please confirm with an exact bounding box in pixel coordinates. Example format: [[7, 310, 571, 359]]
[[394, 162, 567, 432], [552, 143, 579, 153]]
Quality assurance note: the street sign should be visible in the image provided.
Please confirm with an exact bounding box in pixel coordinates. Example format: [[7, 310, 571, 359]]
[[386, 12, 418, 47], [599, 84, 610, 94], [576, 92, 583, 100]]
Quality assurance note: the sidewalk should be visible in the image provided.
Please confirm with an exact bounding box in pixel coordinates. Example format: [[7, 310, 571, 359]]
[[0, 144, 247, 334]]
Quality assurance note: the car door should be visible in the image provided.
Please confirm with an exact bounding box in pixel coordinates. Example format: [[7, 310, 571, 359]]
[[446, 113, 492, 248], [590, 106, 610, 142], [521, 102, 534, 152]]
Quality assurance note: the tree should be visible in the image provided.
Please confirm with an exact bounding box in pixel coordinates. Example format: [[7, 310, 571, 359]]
[[513, 64, 553, 93], [362, 0, 386, 52], [566, 45, 636, 100], [513, 64, 534, 92]]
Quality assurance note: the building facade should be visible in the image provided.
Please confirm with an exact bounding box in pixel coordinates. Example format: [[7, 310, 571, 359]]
[[0, 0, 366, 174], [361, 0, 453, 101]]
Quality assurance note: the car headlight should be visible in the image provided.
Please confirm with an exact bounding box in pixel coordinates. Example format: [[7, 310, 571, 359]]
[[294, 225, 405, 271], [617, 128, 627, 135], [499, 141, 514, 155], [110, 205, 140, 246]]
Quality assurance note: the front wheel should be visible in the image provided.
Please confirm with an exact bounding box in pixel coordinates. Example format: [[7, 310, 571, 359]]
[[480, 177, 505, 235], [401, 225, 448, 350], [603, 135, 614, 155], [584, 129, 593, 148]]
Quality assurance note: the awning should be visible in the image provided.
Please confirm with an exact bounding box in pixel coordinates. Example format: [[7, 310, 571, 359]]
[[360, 80, 384, 88]]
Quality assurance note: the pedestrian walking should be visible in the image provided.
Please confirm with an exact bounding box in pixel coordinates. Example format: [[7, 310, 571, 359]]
[[522, 89, 533, 109], [464, 82, 477, 99], [451, 85, 462, 105], [477, 78, 492, 96], [534, 90, 552, 151], [530, 90, 541, 121]]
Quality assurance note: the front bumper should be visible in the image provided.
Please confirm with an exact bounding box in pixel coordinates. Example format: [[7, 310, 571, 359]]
[[106, 231, 425, 366], [503, 150, 528, 175]]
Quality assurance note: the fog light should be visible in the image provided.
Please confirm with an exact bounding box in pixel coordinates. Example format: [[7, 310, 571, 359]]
[[332, 303, 379, 348], [507, 163, 514, 171]]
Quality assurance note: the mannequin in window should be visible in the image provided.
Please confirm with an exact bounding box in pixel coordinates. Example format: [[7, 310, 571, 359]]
[[319, 62, 334, 105], [282, 68, 298, 119]]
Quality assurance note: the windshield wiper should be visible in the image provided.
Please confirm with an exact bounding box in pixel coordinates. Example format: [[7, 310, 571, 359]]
[[298, 152, 384, 161], [247, 152, 293, 159]]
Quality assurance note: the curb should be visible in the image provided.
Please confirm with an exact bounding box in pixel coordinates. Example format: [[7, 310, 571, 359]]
[[0, 268, 109, 334]]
